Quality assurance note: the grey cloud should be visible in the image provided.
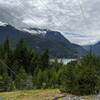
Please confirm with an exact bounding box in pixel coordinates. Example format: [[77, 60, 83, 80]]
[[0, 0, 100, 45]]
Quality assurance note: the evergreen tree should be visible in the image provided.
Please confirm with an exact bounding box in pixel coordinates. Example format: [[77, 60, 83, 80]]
[[3, 39, 14, 76], [60, 54, 100, 95], [0, 60, 7, 75], [0, 75, 5, 91], [40, 49, 49, 70], [14, 40, 30, 73], [60, 64, 76, 93], [30, 52, 40, 75], [3, 38, 10, 54], [2, 73, 15, 91], [0, 44, 5, 59], [34, 69, 42, 88], [15, 67, 28, 89]]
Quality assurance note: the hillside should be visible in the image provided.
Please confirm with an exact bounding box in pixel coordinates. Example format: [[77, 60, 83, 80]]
[[83, 42, 100, 56], [0, 24, 86, 58]]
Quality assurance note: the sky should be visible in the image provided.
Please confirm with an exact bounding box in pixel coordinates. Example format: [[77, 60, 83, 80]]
[[0, 0, 100, 45]]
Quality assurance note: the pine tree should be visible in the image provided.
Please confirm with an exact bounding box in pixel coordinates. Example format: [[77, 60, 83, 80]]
[[0, 60, 7, 75], [30, 52, 40, 75], [60, 64, 76, 93], [0, 44, 5, 59], [2, 73, 15, 91], [40, 49, 49, 70], [15, 67, 28, 89], [3, 39, 14, 76], [14, 40, 30, 73]]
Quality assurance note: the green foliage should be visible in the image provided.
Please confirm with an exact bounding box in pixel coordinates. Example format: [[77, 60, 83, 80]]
[[1, 38, 100, 96], [14, 40, 31, 73], [0, 60, 7, 75], [0, 73, 15, 91], [60, 54, 100, 95], [40, 49, 49, 70], [15, 67, 28, 83], [60, 64, 76, 93], [15, 67, 33, 89]]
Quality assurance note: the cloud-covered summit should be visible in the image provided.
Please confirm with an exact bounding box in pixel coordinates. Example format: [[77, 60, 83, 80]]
[[0, 0, 100, 45]]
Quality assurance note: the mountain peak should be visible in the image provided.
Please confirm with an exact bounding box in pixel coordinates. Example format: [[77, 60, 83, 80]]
[[0, 24, 86, 58]]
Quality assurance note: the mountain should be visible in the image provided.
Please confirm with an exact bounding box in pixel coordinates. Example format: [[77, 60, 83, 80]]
[[83, 42, 100, 56], [83, 45, 91, 51], [0, 23, 86, 58], [91, 42, 100, 55]]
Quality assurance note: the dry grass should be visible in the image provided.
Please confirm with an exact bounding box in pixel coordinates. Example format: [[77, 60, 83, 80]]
[[0, 89, 96, 100], [0, 89, 62, 100]]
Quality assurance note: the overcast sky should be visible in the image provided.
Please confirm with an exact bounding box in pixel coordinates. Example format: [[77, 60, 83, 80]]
[[0, 0, 100, 45]]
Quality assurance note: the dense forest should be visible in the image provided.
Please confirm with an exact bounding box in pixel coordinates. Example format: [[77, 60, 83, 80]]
[[0, 39, 100, 96]]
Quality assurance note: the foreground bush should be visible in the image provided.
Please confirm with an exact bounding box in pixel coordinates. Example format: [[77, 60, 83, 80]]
[[60, 54, 100, 95]]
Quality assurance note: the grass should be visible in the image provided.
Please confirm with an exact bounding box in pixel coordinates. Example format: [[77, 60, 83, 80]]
[[0, 89, 62, 100], [0, 89, 96, 100]]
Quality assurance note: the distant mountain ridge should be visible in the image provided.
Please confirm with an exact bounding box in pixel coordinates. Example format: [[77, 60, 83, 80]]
[[92, 42, 100, 55], [83, 42, 100, 56], [0, 23, 86, 58]]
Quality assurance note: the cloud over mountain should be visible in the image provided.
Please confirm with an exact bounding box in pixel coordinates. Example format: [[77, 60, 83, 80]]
[[0, 0, 100, 45]]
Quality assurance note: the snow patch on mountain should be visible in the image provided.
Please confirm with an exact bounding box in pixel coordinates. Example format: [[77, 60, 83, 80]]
[[0, 21, 8, 26], [22, 28, 47, 36]]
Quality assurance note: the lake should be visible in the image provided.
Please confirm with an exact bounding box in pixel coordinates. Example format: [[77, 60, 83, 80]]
[[50, 58, 76, 64]]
